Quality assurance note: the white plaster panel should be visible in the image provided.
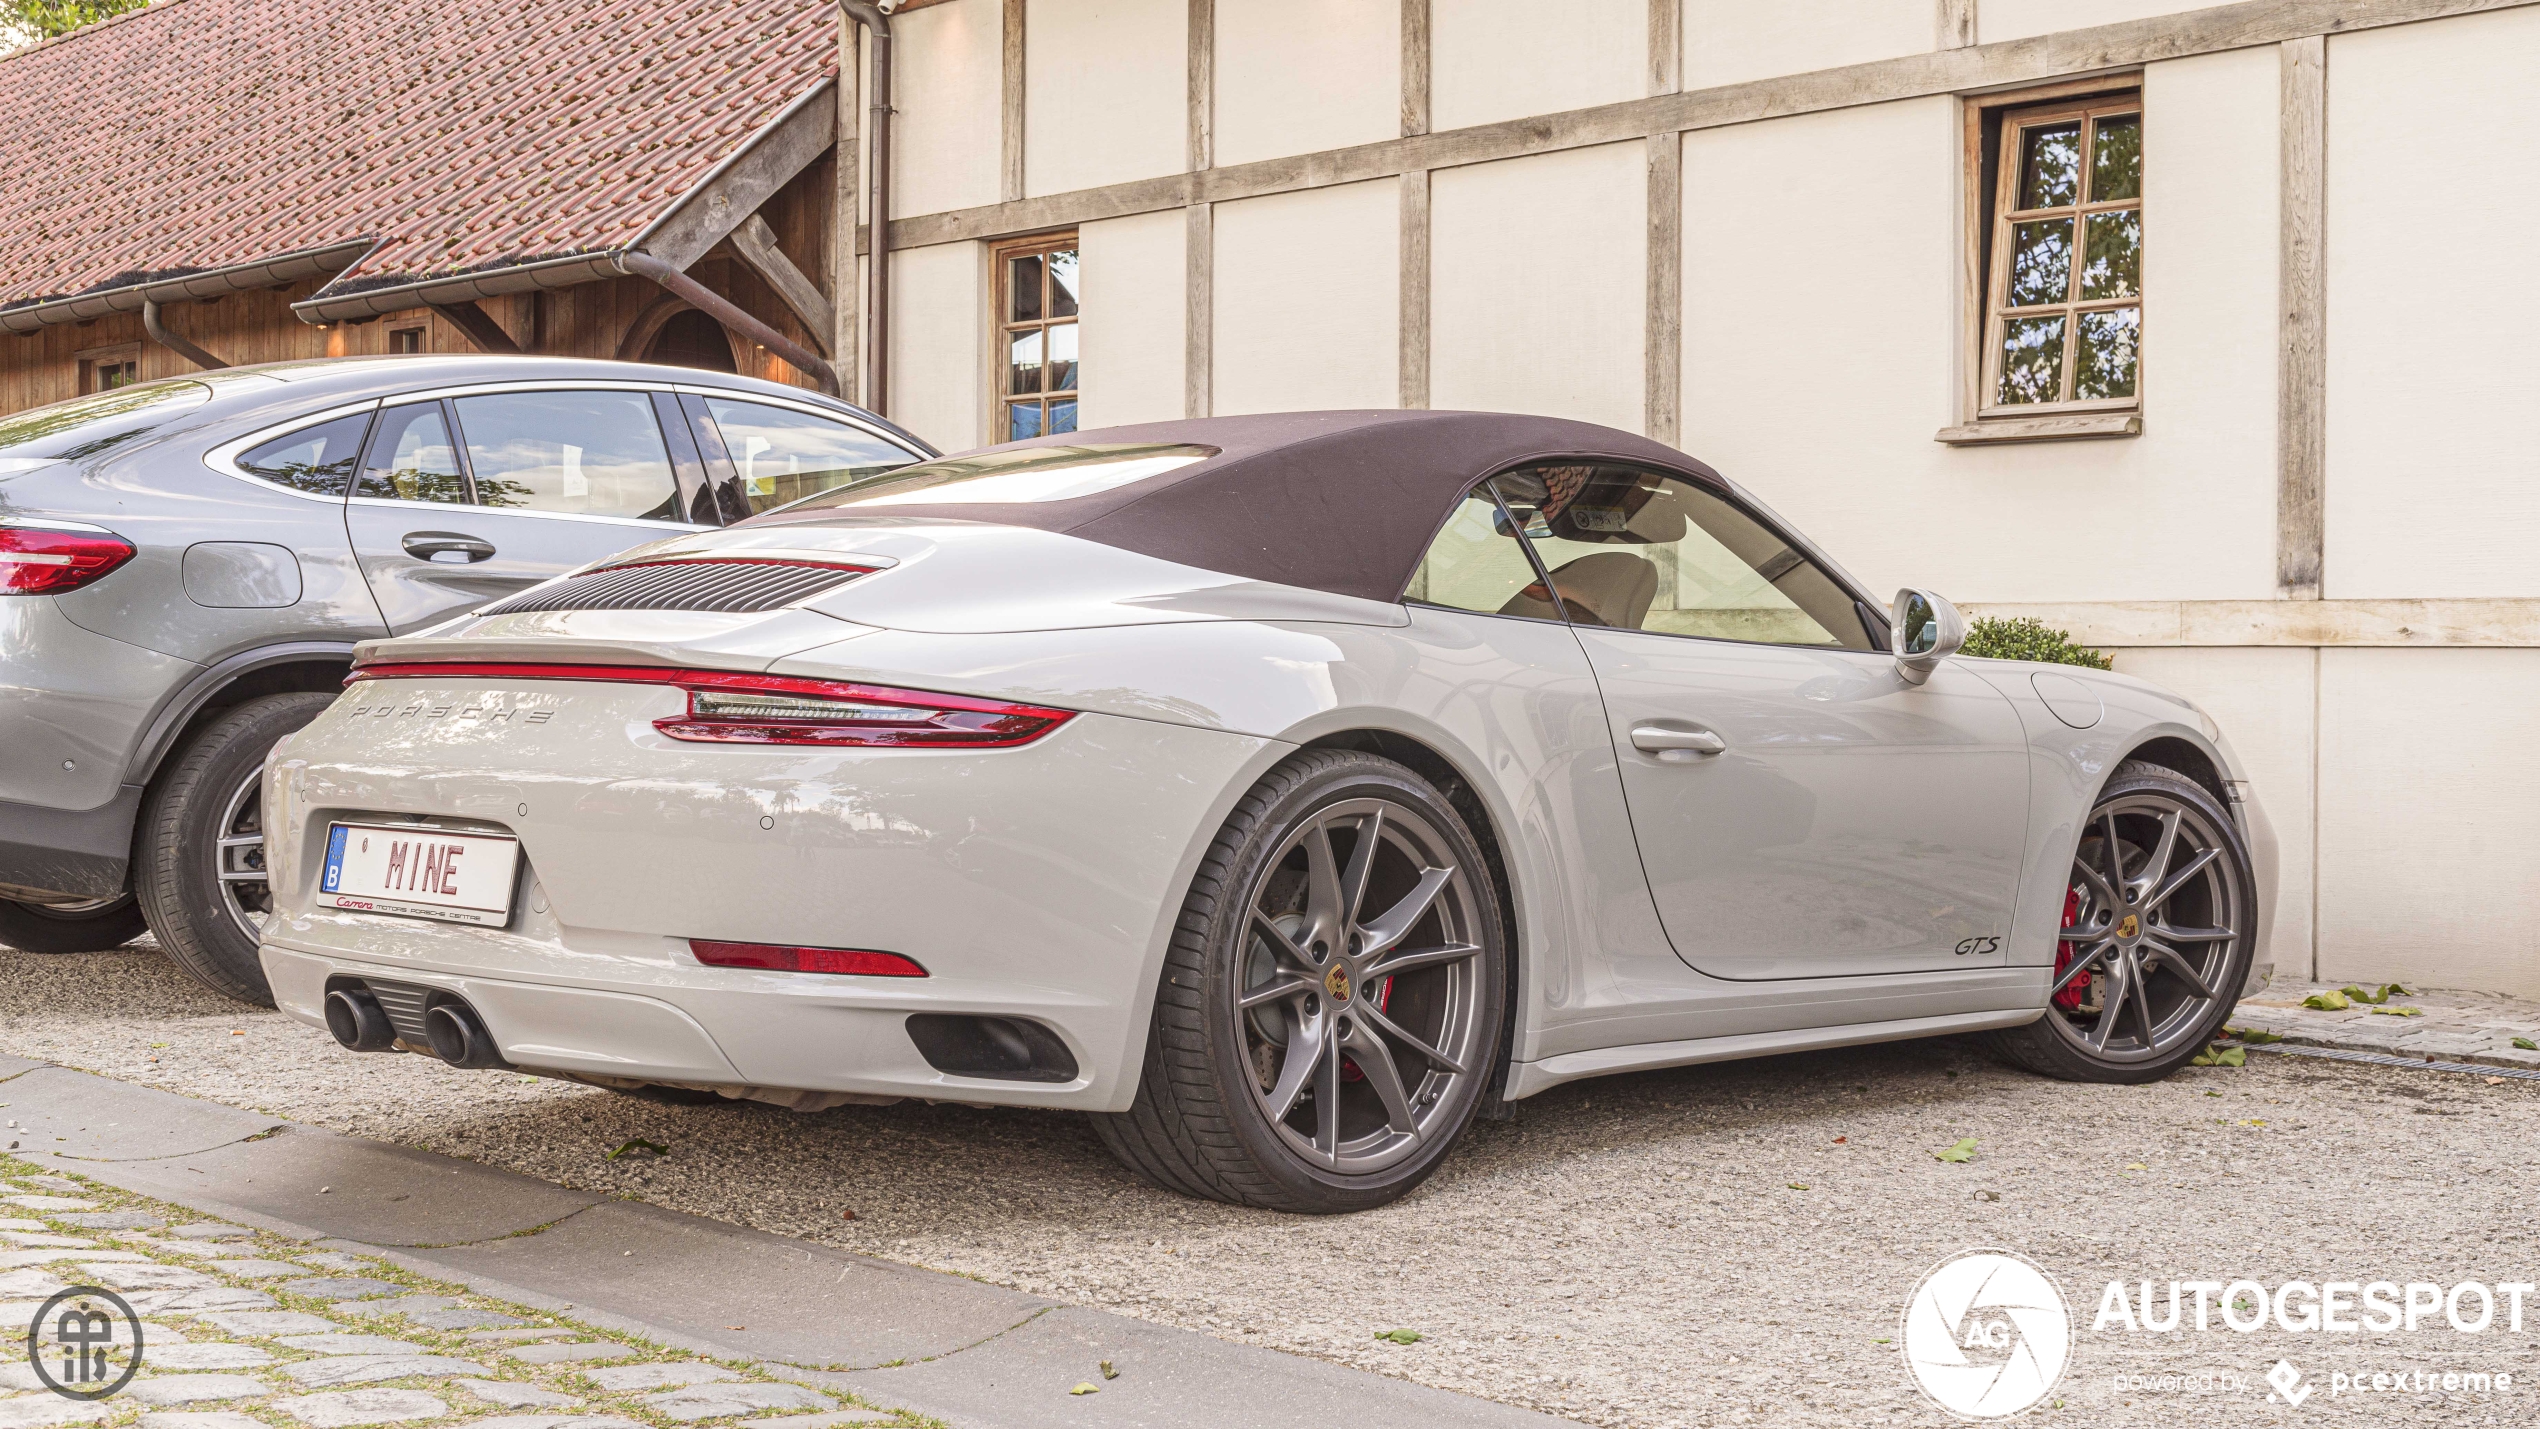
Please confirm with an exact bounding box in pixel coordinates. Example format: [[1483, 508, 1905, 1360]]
[[891, 0, 1004, 218], [1431, 0, 1645, 132], [1682, 0, 1935, 90], [1979, 0, 2207, 44], [2324, 8, 2540, 599], [2113, 646, 2316, 983], [1430, 142, 1645, 432], [888, 241, 986, 454], [2316, 648, 2540, 998], [1078, 208, 1187, 429], [1025, 0, 1187, 197], [1211, 179, 1400, 415], [1214, 0, 1401, 169], [1681, 53, 2276, 606]]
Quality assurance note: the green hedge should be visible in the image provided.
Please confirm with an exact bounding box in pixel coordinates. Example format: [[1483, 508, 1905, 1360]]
[[1961, 615, 2112, 670]]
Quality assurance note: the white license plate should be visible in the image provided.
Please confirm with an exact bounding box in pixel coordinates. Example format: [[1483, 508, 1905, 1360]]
[[319, 823, 521, 927]]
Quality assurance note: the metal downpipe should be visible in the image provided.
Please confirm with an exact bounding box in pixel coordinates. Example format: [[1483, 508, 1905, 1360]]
[[142, 299, 228, 370], [618, 251, 840, 397], [837, 0, 891, 416]]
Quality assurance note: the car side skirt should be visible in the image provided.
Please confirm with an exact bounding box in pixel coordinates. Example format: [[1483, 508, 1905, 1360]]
[[1508, 1006, 2044, 1099]]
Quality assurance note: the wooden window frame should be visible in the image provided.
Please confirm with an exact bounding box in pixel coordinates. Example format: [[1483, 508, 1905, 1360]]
[[1947, 76, 2144, 444], [990, 231, 1079, 443], [388, 325, 427, 355], [76, 342, 143, 395]]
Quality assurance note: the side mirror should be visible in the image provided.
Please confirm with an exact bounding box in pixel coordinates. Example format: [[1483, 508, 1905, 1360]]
[[1890, 588, 1965, 686]]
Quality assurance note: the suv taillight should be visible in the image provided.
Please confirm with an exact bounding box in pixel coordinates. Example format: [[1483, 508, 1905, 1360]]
[[0, 523, 135, 595]]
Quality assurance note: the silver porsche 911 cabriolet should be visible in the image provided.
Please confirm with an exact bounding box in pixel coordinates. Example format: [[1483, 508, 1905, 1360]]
[[261, 410, 2275, 1213]]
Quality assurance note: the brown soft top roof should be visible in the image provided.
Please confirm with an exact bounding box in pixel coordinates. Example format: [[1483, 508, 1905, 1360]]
[[751, 410, 1722, 604]]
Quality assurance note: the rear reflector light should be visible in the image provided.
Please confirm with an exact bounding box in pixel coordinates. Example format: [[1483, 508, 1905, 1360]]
[[689, 940, 928, 977], [347, 663, 1073, 749], [0, 522, 135, 595]]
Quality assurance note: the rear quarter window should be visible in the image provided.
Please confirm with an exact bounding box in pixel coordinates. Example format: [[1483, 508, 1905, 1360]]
[[234, 413, 371, 495]]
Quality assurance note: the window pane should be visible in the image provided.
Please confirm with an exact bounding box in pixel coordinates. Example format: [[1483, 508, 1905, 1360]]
[[236, 413, 367, 495], [701, 398, 920, 515], [1047, 249, 1079, 318], [2079, 210, 2140, 301], [1046, 399, 1078, 435], [356, 403, 466, 504], [2090, 115, 2142, 203], [1405, 484, 1549, 618], [2075, 308, 2141, 400], [1494, 465, 1869, 650], [455, 392, 678, 520], [1046, 322, 1078, 392], [2005, 219, 2074, 308], [1996, 315, 2068, 405], [2016, 121, 2082, 209], [1007, 401, 1044, 441], [1008, 255, 1044, 322], [1007, 330, 1044, 395]]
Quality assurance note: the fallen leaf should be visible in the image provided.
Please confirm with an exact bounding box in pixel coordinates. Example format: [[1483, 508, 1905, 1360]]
[[2302, 991, 2351, 1011], [2339, 984, 2388, 1005], [1100, 1360, 1119, 1380], [2515, 1038, 2537, 1052], [2485, 1077, 2507, 1086], [2242, 1119, 2267, 1127], [2227, 1026, 2285, 1044], [1874, 1338, 1892, 1345], [1972, 1189, 2001, 1202], [840, 1209, 855, 1221], [1787, 1182, 1810, 1190], [2125, 1163, 2147, 1171], [1069, 1382, 1099, 1396], [606, 1137, 669, 1160], [2205, 1090, 2223, 1097], [1832, 1136, 1846, 1144], [2189, 1045, 2245, 1067], [727, 1325, 746, 1331], [2370, 1006, 2422, 1018], [1374, 1329, 1422, 1345], [1933, 1138, 1978, 1164]]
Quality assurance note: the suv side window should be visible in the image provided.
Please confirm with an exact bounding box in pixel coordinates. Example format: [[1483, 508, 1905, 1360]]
[[1405, 480, 1559, 620], [354, 402, 467, 504], [695, 397, 920, 517], [236, 413, 370, 495], [451, 391, 681, 521], [1493, 463, 1876, 652]]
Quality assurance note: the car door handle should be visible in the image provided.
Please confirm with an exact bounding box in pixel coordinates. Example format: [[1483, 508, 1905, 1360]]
[[1631, 725, 1726, 760], [401, 531, 497, 563]]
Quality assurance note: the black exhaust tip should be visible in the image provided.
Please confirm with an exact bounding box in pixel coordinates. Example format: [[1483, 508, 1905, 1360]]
[[905, 1014, 1079, 1083], [422, 998, 510, 1069], [324, 987, 399, 1052]]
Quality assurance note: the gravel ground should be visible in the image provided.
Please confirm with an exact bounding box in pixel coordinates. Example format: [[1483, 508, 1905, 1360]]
[[5, 944, 2535, 1428]]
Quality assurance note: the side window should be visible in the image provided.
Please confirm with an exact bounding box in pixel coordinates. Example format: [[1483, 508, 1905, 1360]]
[[354, 402, 467, 504], [698, 398, 920, 516], [236, 413, 370, 496], [1494, 464, 1875, 652], [452, 391, 681, 521], [1405, 481, 1559, 620]]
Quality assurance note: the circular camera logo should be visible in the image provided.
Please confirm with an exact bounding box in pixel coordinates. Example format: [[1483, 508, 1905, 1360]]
[[1902, 1250, 2070, 1419]]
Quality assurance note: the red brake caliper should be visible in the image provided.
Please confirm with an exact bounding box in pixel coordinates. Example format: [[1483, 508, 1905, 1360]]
[[1338, 979, 1393, 1083], [2053, 886, 2088, 1011]]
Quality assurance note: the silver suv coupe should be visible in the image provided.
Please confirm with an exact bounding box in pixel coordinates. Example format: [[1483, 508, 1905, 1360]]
[[0, 355, 929, 1000]]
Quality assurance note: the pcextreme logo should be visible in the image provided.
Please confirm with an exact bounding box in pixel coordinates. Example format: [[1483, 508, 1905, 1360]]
[[1902, 1249, 2073, 1419]]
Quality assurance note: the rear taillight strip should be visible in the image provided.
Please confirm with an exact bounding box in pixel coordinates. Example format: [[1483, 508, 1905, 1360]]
[[0, 523, 135, 595], [346, 663, 1074, 749]]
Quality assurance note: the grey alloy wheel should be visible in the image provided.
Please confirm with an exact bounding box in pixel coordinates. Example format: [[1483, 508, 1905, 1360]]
[[1235, 796, 1492, 1176]]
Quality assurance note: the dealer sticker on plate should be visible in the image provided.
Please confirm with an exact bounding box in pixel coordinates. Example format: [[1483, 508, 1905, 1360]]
[[320, 823, 521, 927]]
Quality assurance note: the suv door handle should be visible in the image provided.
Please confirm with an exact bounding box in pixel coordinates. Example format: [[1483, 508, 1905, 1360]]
[[401, 531, 496, 563], [1631, 725, 1726, 760]]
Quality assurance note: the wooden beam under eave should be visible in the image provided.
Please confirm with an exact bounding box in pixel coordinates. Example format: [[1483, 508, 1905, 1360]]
[[427, 299, 522, 354], [732, 215, 836, 356]]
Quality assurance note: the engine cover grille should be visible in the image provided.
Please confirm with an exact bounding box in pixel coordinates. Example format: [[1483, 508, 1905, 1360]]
[[477, 559, 869, 616]]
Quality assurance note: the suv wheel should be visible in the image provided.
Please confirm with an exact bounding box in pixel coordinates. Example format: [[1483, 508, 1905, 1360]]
[[136, 692, 335, 1005], [0, 895, 147, 955]]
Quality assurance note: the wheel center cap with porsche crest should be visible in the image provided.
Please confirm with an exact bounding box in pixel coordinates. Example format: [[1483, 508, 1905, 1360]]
[[1324, 963, 1353, 1003], [2116, 913, 2140, 940]]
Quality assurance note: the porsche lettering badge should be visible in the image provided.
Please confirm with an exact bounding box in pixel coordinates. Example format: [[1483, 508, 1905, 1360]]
[[1323, 963, 1353, 1003]]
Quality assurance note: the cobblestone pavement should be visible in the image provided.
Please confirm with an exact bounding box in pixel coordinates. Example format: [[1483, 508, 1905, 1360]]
[[2228, 980, 2540, 1069], [0, 1162, 915, 1429], [5, 946, 2538, 1428]]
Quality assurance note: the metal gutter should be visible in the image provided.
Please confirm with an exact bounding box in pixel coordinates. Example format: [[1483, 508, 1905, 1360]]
[[0, 240, 374, 335], [291, 250, 626, 324]]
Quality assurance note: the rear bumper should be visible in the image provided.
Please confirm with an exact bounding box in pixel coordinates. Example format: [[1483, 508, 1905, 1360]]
[[0, 788, 140, 902], [259, 675, 1273, 1109]]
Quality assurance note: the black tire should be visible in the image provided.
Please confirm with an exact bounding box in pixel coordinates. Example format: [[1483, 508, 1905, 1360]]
[[1092, 749, 1507, 1213], [136, 692, 336, 1006], [0, 895, 147, 954], [1988, 759, 2256, 1085]]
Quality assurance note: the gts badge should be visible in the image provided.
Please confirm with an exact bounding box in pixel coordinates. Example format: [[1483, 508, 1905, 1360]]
[[348, 700, 556, 725], [1953, 936, 2002, 957]]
